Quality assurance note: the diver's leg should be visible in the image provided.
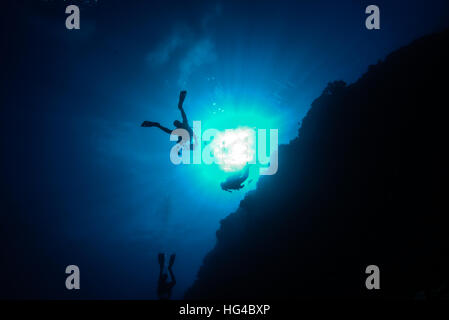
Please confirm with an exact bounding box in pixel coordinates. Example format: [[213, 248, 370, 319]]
[[178, 91, 188, 124], [168, 266, 176, 285], [169, 254, 176, 268], [156, 124, 173, 135], [158, 253, 165, 274], [141, 121, 173, 135]]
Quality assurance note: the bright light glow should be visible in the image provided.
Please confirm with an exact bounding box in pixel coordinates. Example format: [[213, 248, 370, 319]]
[[210, 127, 255, 172]]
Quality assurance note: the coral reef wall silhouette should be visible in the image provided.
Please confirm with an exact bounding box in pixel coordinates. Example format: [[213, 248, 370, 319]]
[[185, 30, 449, 299]]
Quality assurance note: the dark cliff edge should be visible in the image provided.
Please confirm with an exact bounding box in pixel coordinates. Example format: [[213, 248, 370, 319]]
[[186, 30, 449, 299]]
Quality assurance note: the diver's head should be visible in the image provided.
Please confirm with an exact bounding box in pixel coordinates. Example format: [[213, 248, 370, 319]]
[[173, 120, 182, 128]]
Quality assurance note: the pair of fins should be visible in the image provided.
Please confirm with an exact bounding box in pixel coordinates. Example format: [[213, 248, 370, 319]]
[[158, 253, 175, 268]]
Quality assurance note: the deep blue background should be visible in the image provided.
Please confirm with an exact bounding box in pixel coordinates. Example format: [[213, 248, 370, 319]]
[[1, 0, 448, 299]]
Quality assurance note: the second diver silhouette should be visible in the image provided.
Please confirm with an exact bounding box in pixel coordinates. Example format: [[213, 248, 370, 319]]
[[220, 165, 250, 192], [157, 253, 176, 300], [141, 90, 196, 153]]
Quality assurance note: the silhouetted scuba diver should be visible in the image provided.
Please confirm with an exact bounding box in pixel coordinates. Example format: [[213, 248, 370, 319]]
[[157, 253, 176, 300], [141, 90, 196, 151], [221, 165, 250, 192]]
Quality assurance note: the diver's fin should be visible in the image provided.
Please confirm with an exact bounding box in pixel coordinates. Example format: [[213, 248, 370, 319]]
[[178, 91, 187, 108], [141, 121, 159, 127]]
